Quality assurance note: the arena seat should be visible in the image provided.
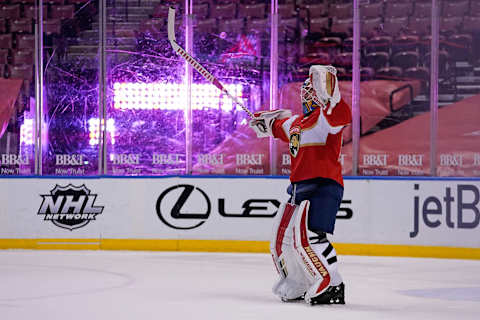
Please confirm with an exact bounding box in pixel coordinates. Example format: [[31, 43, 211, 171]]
[[16, 34, 35, 50], [193, 2, 210, 20], [407, 17, 431, 36], [329, 2, 352, 20], [360, 1, 383, 19], [0, 48, 8, 64], [24, 5, 49, 20], [12, 49, 33, 66], [440, 16, 463, 36], [391, 51, 419, 70], [51, 5, 75, 20], [412, 1, 432, 18], [376, 66, 403, 79], [278, 3, 296, 19], [384, 2, 412, 19], [218, 18, 244, 35], [308, 16, 329, 35], [7, 64, 33, 81], [361, 17, 382, 38], [10, 19, 33, 33], [0, 4, 21, 20], [441, 0, 469, 18], [366, 35, 392, 54], [365, 51, 389, 71], [0, 34, 12, 49], [195, 18, 217, 34], [382, 16, 408, 37], [237, 3, 266, 19], [211, 3, 237, 20], [0, 18, 5, 33], [391, 35, 419, 55], [462, 15, 480, 33], [299, 3, 327, 21]]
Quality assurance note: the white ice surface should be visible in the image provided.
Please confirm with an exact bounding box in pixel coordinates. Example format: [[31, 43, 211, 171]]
[[0, 250, 479, 320]]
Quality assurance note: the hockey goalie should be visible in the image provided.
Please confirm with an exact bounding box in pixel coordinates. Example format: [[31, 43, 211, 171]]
[[249, 65, 352, 305]]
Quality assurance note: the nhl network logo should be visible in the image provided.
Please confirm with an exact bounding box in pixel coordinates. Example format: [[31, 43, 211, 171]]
[[37, 184, 104, 231]]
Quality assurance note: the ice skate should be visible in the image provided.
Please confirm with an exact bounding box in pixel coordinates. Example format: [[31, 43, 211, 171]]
[[308, 283, 345, 305]]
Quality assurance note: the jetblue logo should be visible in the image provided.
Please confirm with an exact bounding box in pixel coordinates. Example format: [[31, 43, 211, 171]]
[[410, 184, 479, 238]]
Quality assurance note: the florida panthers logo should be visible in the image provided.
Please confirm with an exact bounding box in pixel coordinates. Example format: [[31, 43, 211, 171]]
[[289, 127, 301, 157]]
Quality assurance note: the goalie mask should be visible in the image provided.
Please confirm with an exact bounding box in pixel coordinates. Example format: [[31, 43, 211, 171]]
[[301, 65, 341, 115]]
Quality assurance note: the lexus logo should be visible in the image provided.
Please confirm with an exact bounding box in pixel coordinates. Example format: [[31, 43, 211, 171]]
[[156, 184, 211, 230]]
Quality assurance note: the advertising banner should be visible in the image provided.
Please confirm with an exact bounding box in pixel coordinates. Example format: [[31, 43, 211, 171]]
[[0, 177, 479, 249]]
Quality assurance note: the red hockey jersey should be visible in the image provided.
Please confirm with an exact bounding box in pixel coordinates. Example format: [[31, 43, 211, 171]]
[[272, 99, 352, 186]]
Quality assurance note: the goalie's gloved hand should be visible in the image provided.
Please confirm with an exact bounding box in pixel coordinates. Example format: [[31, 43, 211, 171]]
[[248, 109, 292, 138]]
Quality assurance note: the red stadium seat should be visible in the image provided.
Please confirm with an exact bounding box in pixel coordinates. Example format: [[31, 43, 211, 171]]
[[384, 2, 412, 19], [10, 0, 36, 4], [445, 33, 473, 61], [0, 5, 21, 20], [361, 17, 382, 38], [360, 67, 375, 80], [382, 16, 408, 37], [218, 18, 244, 35], [8, 64, 33, 81], [193, 3, 210, 20], [211, 3, 237, 19], [334, 52, 353, 70], [0, 18, 5, 33], [471, 1, 480, 17], [246, 18, 268, 34], [330, 18, 352, 37], [0, 48, 8, 64], [366, 35, 392, 54], [10, 19, 33, 33], [360, 2, 384, 19], [238, 3, 266, 19], [376, 66, 403, 79], [139, 19, 165, 36], [329, 2, 352, 20], [16, 34, 35, 50], [299, 3, 327, 21], [391, 35, 419, 55], [342, 36, 366, 52], [391, 51, 420, 70], [0, 34, 13, 49], [43, 19, 61, 35], [462, 15, 480, 33], [441, 0, 469, 18], [299, 52, 330, 65], [12, 49, 33, 65], [51, 5, 75, 20], [308, 16, 329, 35], [365, 51, 389, 71], [196, 18, 217, 34], [440, 16, 463, 36], [407, 17, 431, 36], [24, 5, 49, 20], [278, 3, 296, 19], [413, 2, 432, 18]]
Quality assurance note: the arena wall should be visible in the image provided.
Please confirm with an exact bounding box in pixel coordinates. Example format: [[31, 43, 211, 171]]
[[0, 176, 479, 259]]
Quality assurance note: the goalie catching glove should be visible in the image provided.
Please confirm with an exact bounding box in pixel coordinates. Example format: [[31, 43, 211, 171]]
[[249, 109, 291, 138]]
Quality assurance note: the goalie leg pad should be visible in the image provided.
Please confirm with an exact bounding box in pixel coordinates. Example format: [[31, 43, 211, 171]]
[[292, 200, 344, 303], [270, 202, 309, 300]]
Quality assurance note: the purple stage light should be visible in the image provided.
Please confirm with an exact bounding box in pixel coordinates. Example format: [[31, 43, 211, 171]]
[[113, 82, 244, 111], [88, 118, 116, 146]]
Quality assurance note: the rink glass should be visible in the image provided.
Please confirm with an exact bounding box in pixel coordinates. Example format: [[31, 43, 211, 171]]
[[1, 0, 478, 178]]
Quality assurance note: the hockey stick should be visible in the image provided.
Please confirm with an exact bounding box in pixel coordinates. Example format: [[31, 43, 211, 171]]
[[167, 7, 258, 121]]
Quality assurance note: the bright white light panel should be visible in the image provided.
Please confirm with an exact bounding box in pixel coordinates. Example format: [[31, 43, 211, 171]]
[[113, 82, 244, 111]]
